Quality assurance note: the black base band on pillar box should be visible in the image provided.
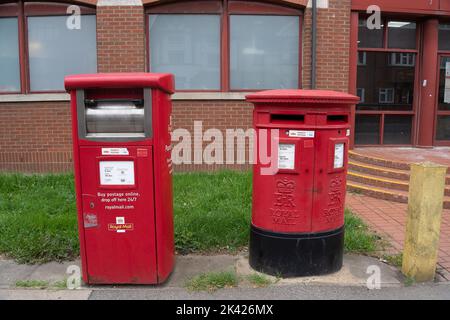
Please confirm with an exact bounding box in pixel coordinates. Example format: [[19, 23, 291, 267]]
[[249, 224, 344, 277]]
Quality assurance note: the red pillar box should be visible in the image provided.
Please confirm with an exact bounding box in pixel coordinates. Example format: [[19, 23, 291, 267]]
[[65, 73, 175, 284], [246, 90, 359, 277]]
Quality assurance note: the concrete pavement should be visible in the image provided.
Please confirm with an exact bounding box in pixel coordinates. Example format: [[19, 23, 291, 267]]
[[0, 253, 447, 300]]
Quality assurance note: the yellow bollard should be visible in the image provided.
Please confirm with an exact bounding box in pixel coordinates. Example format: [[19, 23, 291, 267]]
[[402, 162, 447, 282]]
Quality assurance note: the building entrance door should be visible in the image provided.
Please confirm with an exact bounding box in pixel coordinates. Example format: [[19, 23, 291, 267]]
[[435, 55, 450, 146]]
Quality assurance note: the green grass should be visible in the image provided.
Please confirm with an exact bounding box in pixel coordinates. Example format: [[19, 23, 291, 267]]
[[383, 253, 403, 267], [246, 273, 273, 288], [0, 171, 380, 264], [185, 271, 239, 292], [173, 171, 252, 253], [14, 279, 69, 289], [344, 208, 380, 254], [0, 173, 78, 264], [15, 279, 50, 289]]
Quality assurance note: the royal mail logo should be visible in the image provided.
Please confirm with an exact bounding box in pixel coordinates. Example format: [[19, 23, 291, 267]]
[[108, 223, 134, 232], [276, 178, 295, 194]]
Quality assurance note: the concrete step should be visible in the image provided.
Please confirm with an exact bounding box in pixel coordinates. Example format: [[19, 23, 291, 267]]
[[347, 181, 450, 209], [349, 150, 411, 171], [348, 160, 410, 181], [349, 150, 450, 175], [347, 171, 409, 192], [347, 181, 409, 204], [347, 171, 450, 196]]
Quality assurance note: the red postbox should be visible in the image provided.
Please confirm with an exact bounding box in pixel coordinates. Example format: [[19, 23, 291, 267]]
[[246, 90, 359, 277], [65, 73, 175, 284]]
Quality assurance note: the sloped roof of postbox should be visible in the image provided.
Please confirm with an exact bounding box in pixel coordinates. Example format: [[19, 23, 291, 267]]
[[64, 73, 175, 94], [246, 90, 360, 105]]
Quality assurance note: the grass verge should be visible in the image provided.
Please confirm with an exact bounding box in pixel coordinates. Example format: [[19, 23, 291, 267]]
[[246, 273, 273, 288], [344, 208, 380, 254], [0, 171, 381, 263], [0, 173, 78, 264], [185, 271, 239, 292]]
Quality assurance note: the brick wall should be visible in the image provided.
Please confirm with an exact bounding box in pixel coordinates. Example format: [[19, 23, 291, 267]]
[[96, 5, 146, 72], [0, 102, 73, 172], [0, 0, 353, 173], [172, 100, 253, 172], [302, 0, 351, 91]]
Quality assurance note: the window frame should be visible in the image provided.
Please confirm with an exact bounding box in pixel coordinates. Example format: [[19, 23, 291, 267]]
[[0, 1, 96, 94], [355, 15, 421, 146], [145, 0, 303, 92]]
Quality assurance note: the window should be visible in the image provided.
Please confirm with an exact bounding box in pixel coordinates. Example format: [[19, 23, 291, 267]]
[[436, 56, 450, 144], [149, 14, 220, 90], [358, 18, 383, 48], [355, 15, 418, 145], [387, 21, 416, 49], [147, 1, 302, 91], [356, 88, 365, 103], [388, 53, 415, 67], [379, 88, 395, 104], [230, 15, 299, 90], [0, 17, 20, 92], [357, 52, 366, 66], [28, 15, 96, 91], [439, 24, 450, 51], [0, 2, 97, 94], [357, 52, 415, 111]]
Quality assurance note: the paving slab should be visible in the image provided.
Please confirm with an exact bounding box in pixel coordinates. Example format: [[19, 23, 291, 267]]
[[27, 260, 81, 283], [236, 254, 403, 287], [0, 289, 92, 300], [0, 258, 38, 288]]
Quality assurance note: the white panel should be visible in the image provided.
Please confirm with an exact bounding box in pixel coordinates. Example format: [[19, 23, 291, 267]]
[[278, 144, 296, 170], [99, 161, 135, 186]]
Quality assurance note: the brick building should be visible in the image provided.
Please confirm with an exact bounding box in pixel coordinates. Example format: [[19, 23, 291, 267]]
[[0, 0, 449, 172]]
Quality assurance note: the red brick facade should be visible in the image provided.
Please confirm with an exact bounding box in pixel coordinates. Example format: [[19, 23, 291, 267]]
[[0, 0, 351, 173], [0, 101, 73, 172], [302, 0, 351, 91], [97, 5, 146, 73]]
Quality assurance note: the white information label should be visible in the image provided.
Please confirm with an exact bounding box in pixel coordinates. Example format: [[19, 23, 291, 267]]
[[288, 130, 315, 138], [278, 144, 296, 170], [346, 129, 351, 137], [99, 161, 135, 185], [102, 148, 129, 156], [445, 62, 450, 103], [334, 143, 345, 169]]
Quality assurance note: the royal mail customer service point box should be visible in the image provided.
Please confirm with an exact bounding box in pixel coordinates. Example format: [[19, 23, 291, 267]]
[[65, 73, 175, 284], [246, 90, 359, 277]]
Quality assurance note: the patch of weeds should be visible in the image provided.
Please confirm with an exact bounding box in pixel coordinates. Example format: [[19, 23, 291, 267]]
[[185, 271, 239, 292], [382, 254, 403, 267], [344, 209, 381, 254], [404, 276, 415, 287], [246, 273, 272, 288], [15, 280, 49, 289], [51, 279, 68, 290]]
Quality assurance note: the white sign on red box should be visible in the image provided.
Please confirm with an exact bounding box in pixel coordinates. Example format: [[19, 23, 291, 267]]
[[102, 148, 129, 156], [278, 144, 296, 170], [288, 130, 315, 138]]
